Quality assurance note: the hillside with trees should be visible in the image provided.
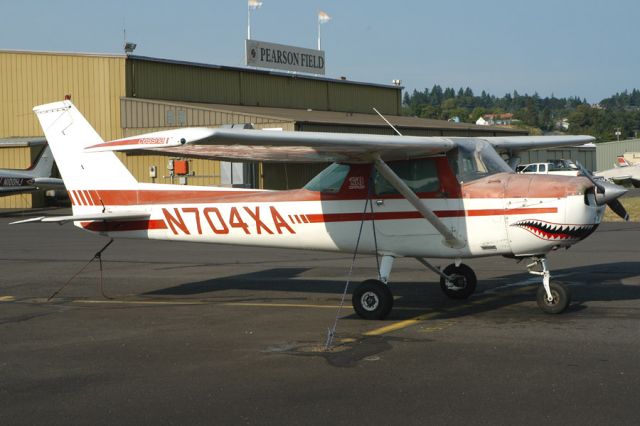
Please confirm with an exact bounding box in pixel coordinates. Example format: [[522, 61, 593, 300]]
[[402, 86, 640, 141]]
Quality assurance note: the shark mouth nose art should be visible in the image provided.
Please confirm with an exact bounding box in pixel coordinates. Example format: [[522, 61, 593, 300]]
[[512, 220, 598, 241]]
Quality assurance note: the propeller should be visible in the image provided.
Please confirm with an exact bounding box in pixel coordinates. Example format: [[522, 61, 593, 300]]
[[574, 161, 629, 221]]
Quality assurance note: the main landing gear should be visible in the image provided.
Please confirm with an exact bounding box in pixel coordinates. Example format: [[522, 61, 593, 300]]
[[351, 256, 479, 320], [352, 255, 395, 320]]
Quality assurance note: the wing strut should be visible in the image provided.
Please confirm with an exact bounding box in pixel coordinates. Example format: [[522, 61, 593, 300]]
[[373, 155, 465, 249]]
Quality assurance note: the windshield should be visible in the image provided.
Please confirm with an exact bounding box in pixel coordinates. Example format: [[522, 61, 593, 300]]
[[448, 140, 513, 183], [304, 163, 350, 193]]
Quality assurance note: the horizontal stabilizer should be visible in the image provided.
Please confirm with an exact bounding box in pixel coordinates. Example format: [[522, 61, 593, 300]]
[[32, 177, 65, 189], [10, 211, 150, 225], [9, 216, 46, 225]]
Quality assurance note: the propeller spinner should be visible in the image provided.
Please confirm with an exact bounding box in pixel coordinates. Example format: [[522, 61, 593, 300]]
[[575, 162, 629, 221]]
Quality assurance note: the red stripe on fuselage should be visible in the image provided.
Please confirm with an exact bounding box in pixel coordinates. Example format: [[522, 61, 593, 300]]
[[306, 207, 558, 223]]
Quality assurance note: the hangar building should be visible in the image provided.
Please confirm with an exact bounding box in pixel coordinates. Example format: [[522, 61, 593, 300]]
[[0, 49, 525, 208]]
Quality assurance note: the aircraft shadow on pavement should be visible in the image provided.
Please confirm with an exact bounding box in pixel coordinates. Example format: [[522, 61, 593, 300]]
[[143, 262, 640, 319]]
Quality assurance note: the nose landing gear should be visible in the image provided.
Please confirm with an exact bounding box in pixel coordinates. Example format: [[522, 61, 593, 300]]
[[527, 256, 570, 314]]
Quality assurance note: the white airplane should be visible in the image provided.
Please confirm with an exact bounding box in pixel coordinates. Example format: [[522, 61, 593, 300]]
[[596, 156, 640, 188], [15, 100, 629, 319], [0, 144, 64, 196]]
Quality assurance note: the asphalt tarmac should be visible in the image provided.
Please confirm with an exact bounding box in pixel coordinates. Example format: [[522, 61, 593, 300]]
[[1, 216, 639, 425]]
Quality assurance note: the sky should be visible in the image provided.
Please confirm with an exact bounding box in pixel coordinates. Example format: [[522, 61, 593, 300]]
[[1, 0, 638, 102]]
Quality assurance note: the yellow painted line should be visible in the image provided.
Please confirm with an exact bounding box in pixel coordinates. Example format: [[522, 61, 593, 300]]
[[364, 285, 536, 337], [226, 302, 426, 311], [364, 311, 442, 336], [225, 302, 339, 309], [73, 299, 206, 306], [0, 296, 15, 302]]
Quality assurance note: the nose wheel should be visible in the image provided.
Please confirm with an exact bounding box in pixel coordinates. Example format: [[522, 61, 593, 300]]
[[536, 281, 570, 314]]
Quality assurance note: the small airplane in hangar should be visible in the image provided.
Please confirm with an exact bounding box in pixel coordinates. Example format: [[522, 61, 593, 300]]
[[0, 144, 64, 196], [15, 100, 630, 319]]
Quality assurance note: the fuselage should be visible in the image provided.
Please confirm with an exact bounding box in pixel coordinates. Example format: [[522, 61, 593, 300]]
[[0, 169, 38, 194], [70, 157, 604, 259]]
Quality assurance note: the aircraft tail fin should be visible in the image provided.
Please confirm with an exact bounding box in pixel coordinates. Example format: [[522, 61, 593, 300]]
[[33, 101, 138, 194], [27, 145, 55, 177], [616, 156, 631, 168]]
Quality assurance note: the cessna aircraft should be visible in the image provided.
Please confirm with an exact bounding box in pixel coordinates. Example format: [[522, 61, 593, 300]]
[[15, 100, 630, 319], [0, 144, 64, 196]]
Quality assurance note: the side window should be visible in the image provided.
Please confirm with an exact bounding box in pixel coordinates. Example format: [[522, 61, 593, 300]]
[[374, 158, 440, 195], [522, 164, 536, 173], [539, 164, 547, 173]]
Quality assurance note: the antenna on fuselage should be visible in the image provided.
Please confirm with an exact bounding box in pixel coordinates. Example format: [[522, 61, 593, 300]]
[[373, 108, 403, 136]]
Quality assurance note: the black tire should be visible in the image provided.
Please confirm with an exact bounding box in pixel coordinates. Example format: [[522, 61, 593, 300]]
[[439, 263, 477, 299], [536, 282, 571, 314], [352, 279, 394, 320]]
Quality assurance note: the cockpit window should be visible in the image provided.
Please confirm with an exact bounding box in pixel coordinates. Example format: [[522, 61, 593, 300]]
[[304, 163, 350, 193], [373, 158, 440, 195], [448, 140, 513, 183]]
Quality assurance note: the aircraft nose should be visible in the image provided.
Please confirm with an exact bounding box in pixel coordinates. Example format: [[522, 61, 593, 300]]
[[593, 179, 628, 206]]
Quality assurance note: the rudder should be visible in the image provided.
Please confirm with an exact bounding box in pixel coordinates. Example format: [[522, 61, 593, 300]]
[[33, 100, 137, 191]]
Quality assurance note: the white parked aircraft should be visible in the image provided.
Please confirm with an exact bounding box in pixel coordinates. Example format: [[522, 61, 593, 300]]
[[0, 145, 64, 196], [596, 156, 640, 188], [15, 100, 629, 319]]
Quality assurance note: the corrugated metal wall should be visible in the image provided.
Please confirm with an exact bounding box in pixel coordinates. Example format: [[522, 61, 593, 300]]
[[115, 152, 222, 186], [0, 51, 126, 141], [240, 73, 329, 110], [519, 147, 596, 171], [298, 123, 441, 135], [127, 60, 241, 105], [0, 145, 45, 208], [298, 124, 525, 137], [121, 98, 291, 129], [327, 83, 399, 115], [595, 139, 640, 170], [126, 57, 400, 114]]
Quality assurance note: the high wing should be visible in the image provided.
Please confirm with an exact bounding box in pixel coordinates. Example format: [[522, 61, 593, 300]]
[[482, 135, 595, 151], [85, 127, 595, 163], [84, 128, 454, 163]]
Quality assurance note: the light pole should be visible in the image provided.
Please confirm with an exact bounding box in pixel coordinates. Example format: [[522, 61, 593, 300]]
[[317, 11, 331, 50], [248, 0, 263, 40]]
